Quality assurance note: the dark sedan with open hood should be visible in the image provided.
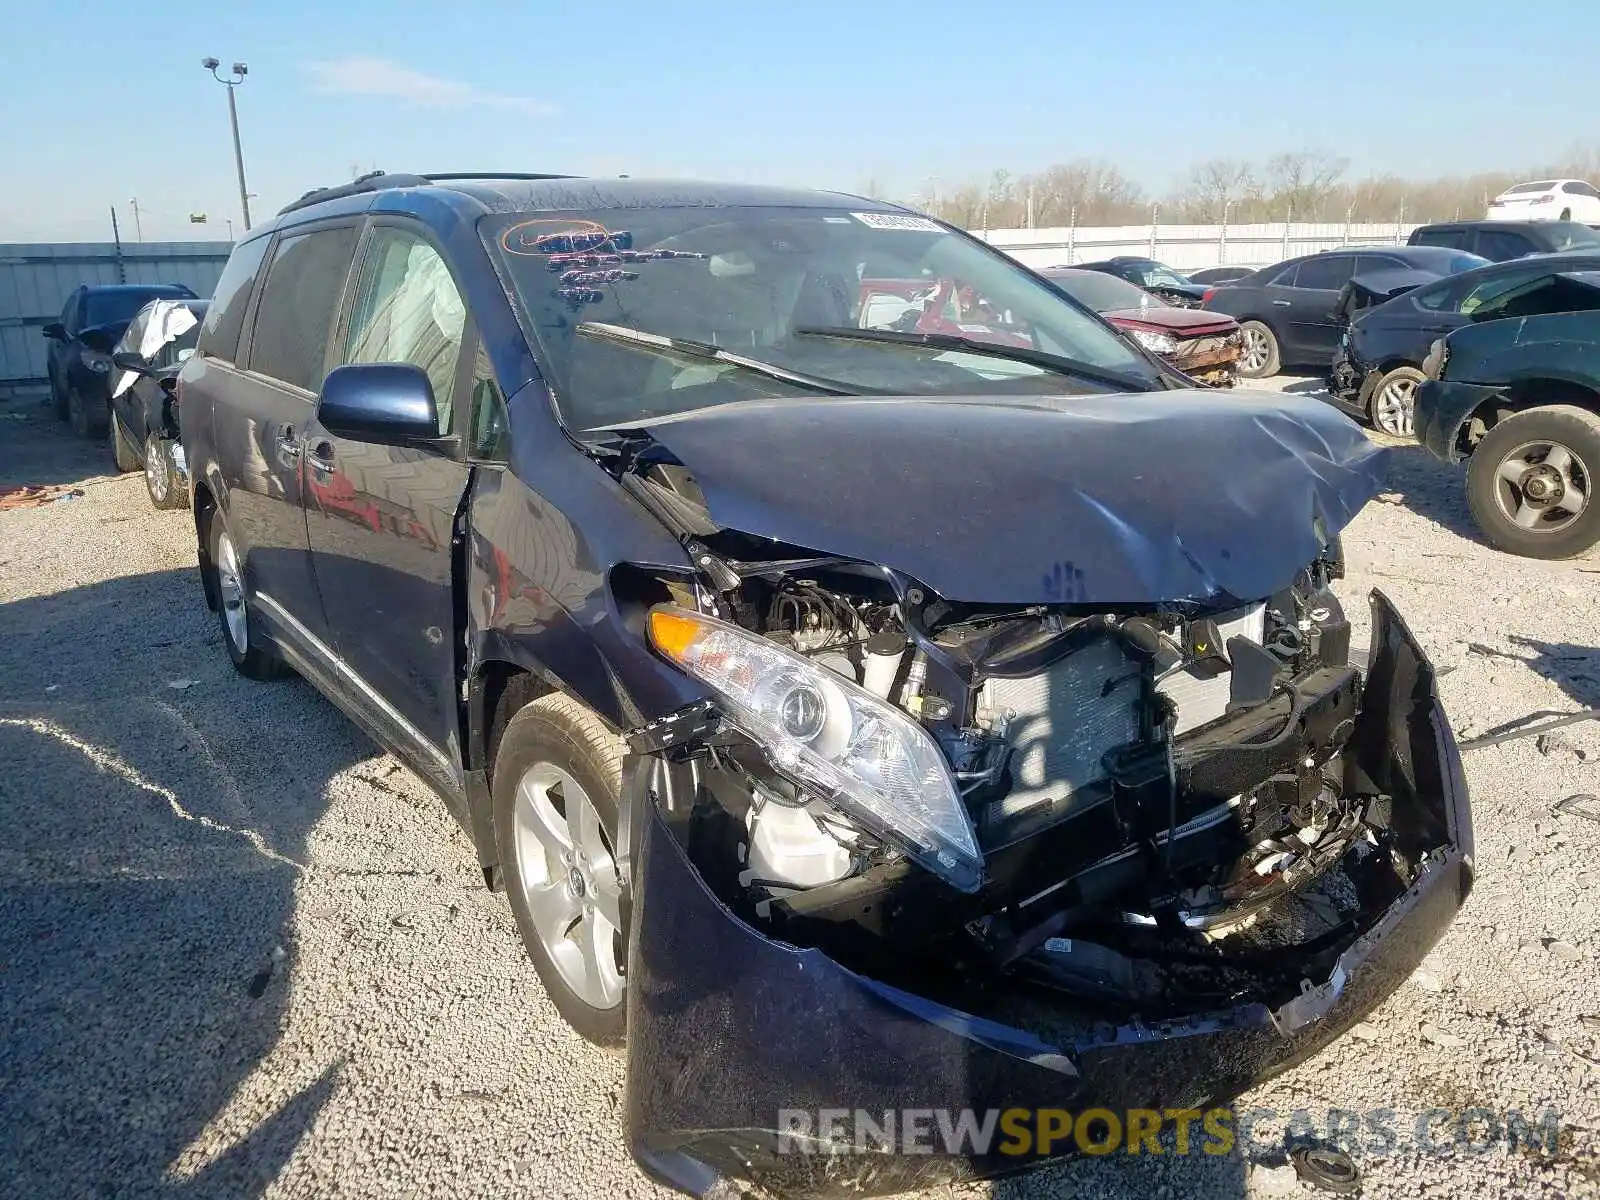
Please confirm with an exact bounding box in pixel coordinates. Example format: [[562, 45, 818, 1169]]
[[179, 174, 1471, 1200], [1041, 267, 1242, 386]]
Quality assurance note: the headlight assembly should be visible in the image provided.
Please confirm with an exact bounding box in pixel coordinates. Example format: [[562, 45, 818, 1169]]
[[1129, 328, 1178, 355], [646, 605, 983, 892], [82, 351, 111, 374]]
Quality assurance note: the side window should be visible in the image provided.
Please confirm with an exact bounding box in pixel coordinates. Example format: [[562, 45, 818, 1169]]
[[467, 341, 509, 461], [340, 227, 467, 437], [1414, 228, 1466, 249], [1268, 262, 1301, 287], [197, 236, 271, 364], [1412, 280, 1455, 312], [1293, 255, 1356, 291], [1477, 231, 1535, 261], [247, 226, 360, 391], [61, 290, 82, 333], [1562, 182, 1588, 195]]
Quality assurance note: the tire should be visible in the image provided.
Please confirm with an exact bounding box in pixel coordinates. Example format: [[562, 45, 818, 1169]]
[[1237, 320, 1281, 378], [492, 691, 628, 1045], [50, 373, 69, 421], [205, 510, 288, 679], [109, 414, 141, 472], [67, 383, 106, 439], [143, 434, 188, 510], [1367, 366, 1425, 438], [1466, 404, 1600, 559]]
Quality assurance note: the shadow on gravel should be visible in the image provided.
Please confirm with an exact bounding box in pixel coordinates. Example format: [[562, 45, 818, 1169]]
[[0, 399, 117, 493], [0, 565, 372, 1199], [1506, 636, 1600, 709], [1377, 444, 1484, 544]]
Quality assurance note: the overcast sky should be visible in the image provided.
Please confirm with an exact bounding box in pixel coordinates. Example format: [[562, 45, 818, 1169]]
[[3, 0, 1596, 242]]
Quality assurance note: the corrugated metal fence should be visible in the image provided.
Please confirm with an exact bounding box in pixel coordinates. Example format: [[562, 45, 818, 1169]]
[[0, 241, 233, 398]]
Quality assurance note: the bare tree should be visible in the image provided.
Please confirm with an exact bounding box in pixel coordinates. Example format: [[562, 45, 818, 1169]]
[[1262, 150, 1349, 220], [1172, 158, 1262, 222]]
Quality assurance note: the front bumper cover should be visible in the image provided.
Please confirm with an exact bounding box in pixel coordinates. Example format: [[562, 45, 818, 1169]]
[[622, 592, 1472, 1199]]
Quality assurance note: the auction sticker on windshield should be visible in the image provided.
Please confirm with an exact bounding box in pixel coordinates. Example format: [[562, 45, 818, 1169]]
[[852, 212, 944, 232]]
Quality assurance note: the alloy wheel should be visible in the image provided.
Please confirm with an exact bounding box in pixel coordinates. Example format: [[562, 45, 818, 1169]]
[[215, 530, 249, 652], [1492, 440, 1589, 535], [1372, 376, 1418, 437], [1240, 327, 1271, 374], [512, 762, 625, 1010], [145, 436, 170, 504]]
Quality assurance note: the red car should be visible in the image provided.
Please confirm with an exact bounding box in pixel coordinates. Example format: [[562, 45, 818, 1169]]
[[1040, 267, 1244, 387]]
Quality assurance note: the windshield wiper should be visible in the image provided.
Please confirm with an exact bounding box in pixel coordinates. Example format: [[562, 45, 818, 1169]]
[[576, 321, 866, 396], [792, 325, 1153, 393]]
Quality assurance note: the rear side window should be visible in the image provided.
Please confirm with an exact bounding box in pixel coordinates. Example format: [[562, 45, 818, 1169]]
[[1476, 231, 1536, 261], [1293, 255, 1356, 291], [1268, 262, 1301, 287], [197, 237, 271, 363], [247, 226, 360, 392], [1413, 228, 1468, 250]]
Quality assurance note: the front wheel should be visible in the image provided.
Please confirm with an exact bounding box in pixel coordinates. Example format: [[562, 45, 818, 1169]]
[[493, 692, 628, 1046], [1368, 366, 1425, 437], [1466, 405, 1600, 559], [143, 435, 188, 510], [1236, 320, 1280, 378]]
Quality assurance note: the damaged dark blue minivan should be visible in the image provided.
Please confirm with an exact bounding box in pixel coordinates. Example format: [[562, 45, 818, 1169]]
[[177, 172, 1473, 1198]]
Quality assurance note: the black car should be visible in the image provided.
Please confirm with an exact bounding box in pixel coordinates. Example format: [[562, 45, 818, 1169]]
[[1201, 246, 1489, 378], [1076, 256, 1208, 306], [1329, 251, 1600, 436], [1407, 220, 1600, 262], [179, 171, 1470, 1199], [107, 298, 208, 509], [42, 282, 199, 437], [1415, 268, 1600, 559], [1186, 265, 1256, 286]]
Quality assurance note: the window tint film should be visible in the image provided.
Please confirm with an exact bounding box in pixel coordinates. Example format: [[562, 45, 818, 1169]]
[[1476, 232, 1538, 261], [197, 236, 271, 363], [247, 226, 359, 391], [1294, 255, 1356, 291], [340, 228, 466, 436]]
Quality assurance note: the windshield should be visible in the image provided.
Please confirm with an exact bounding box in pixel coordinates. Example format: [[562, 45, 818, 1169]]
[[484, 206, 1160, 430], [1042, 270, 1155, 313], [1545, 223, 1600, 252], [84, 288, 187, 328]]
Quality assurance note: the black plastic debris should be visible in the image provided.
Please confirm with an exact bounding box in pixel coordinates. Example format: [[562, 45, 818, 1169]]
[[1290, 1144, 1361, 1194]]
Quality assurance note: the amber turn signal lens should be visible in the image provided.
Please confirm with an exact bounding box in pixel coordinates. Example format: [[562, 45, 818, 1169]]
[[647, 609, 704, 661]]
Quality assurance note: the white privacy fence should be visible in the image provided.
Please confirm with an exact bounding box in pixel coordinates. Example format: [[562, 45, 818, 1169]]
[[975, 221, 1426, 272]]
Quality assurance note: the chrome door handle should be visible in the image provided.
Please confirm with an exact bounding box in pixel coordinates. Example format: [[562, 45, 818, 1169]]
[[1272, 299, 1292, 307], [305, 440, 336, 473], [274, 426, 301, 458]]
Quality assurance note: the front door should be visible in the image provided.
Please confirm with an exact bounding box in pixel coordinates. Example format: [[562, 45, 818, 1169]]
[[304, 220, 474, 779]]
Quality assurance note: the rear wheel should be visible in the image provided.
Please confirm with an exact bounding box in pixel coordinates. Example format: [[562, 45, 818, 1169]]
[[205, 512, 288, 679], [1237, 321, 1280, 378], [493, 692, 628, 1045], [109, 414, 141, 472], [50, 373, 69, 420], [1368, 366, 1425, 437], [1466, 405, 1600, 559], [144, 435, 187, 510]]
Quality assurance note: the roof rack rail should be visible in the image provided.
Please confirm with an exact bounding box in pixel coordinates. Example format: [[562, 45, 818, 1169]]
[[277, 170, 578, 217]]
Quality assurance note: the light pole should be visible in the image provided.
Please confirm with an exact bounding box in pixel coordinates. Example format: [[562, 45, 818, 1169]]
[[202, 57, 252, 231]]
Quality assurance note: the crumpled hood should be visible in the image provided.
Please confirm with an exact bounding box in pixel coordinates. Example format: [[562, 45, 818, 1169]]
[[633, 389, 1389, 606]]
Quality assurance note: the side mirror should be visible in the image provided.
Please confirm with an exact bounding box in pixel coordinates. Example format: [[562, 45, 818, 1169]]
[[112, 351, 152, 375], [317, 363, 455, 451], [42, 322, 65, 340]]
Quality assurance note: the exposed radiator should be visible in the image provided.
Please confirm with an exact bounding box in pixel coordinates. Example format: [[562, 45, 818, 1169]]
[[979, 604, 1267, 822]]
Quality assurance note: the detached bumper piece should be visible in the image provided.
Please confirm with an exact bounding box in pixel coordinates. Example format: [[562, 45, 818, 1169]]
[[622, 593, 1473, 1199]]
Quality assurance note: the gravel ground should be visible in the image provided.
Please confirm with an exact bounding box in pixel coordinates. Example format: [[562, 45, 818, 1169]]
[[1, 376, 1597, 1200]]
